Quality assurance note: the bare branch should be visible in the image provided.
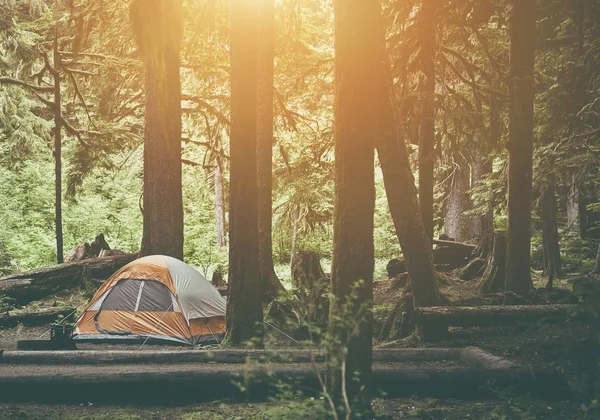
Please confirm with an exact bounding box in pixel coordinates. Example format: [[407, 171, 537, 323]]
[[0, 77, 54, 93]]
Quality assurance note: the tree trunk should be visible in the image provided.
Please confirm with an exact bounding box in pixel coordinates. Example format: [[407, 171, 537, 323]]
[[328, 0, 377, 413], [290, 207, 300, 262], [373, 33, 442, 307], [53, 34, 64, 264], [592, 244, 600, 275], [131, 0, 184, 260], [470, 142, 494, 238], [506, 0, 536, 294], [214, 159, 227, 248], [445, 150, 473, 242], [567, 174, 580, 235], [480, 232, 507, 295], [418, 0, 437, 242], [224, 0, 264, 347], [257, 0, 286, 302], [541, 180, 562, 287]]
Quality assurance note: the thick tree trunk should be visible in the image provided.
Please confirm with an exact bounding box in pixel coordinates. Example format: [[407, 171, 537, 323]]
[[53, 35, 64, 264], [0, 254, 136, 304], [257, 0, 286, 302], [418, 0, 437, 242], [224, 0, 264, 347], [480, 232, 507, 295], [506, 0, 536, 294], [445, 150, 473, 242], [541, 180, 562, 287], [131, 0, 184, 260], [214, 159, 227, 248], [328, 0, 377, 413]]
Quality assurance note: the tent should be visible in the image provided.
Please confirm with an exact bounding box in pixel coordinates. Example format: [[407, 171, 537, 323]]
[[73, 255, 226, 345]]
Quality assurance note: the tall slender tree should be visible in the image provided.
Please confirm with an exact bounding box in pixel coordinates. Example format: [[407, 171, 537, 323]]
[[506, 0, 536, 294], [224, 0, 264, 346], [130, 0, 184, 259], [374, 8, 442, 308], [257, 0, 286, 302], [52, 34, 64, 264], [418, 0, 437, 242], [327, 0, 376, 413]]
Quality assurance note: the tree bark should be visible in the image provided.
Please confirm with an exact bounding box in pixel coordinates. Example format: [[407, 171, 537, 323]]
[[214, 159, 227, 248], [373, 11, 442, 309], [506, 0, 536, 294], [224, 0, 264, 347], [257, 0, 286, 302], [445, 149, 473, 242], [53, 34, 64, 264], [470, 139, 494, 238], [592, 244, 600, 275], [328, 0, 377, 413], [567, 174, 580, 234], [418, 0, 437, 242], [131, 0, 184, 260], [541, 179, 562, 287], [480, 231, 507, 295]]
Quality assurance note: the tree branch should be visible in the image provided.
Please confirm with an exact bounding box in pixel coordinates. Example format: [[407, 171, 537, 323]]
[[0, 77, 54, 93]]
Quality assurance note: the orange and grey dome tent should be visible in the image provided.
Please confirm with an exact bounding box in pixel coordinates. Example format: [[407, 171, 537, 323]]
[[73, 255, 226, 345]]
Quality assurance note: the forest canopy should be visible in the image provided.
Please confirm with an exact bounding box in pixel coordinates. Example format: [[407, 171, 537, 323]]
[[0, 0, 598, 282]]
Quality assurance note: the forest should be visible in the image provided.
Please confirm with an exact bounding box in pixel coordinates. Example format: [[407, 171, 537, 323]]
[[1, 0, 600, 419]]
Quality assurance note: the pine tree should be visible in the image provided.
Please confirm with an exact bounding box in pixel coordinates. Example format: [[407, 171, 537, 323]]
[[327, 0, 376, 413], [223, 0, 264, 347], [506, 0, 536, 294], [130, 0, 184, 259]]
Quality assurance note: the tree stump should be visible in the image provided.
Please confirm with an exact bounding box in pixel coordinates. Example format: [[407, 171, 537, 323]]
[[459, 258, 486, 281], [65, 234, 113, 263], [472, 230, 493, 260], [480, 232, 507, 294], [290, 251, 329, 337], [211, 265, 226, 288], [593, 244, 600, 275]]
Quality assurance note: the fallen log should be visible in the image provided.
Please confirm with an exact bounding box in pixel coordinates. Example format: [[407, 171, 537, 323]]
[[0, 254, 136, 304], [0, 363, 569, 402], [0, 348, 465, 365], [0, 306, 76, 328], [460, 346, 518, 370], [414, 304, 576, 329], [433, 239, 476, 254], [387, 241, 476, 277]]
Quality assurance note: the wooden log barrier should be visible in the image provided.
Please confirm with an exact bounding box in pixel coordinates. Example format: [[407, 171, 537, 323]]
[[414, 304, 576, 329]]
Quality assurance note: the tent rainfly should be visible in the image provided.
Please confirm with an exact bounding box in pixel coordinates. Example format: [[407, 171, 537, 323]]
[[73, 255, 226, 345]]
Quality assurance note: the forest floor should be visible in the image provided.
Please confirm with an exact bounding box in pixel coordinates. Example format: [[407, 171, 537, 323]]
[[0, 271, 595, 419]]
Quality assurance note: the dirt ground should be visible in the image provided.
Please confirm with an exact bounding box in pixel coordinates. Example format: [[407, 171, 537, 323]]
[[0, 273, 595, 419]]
